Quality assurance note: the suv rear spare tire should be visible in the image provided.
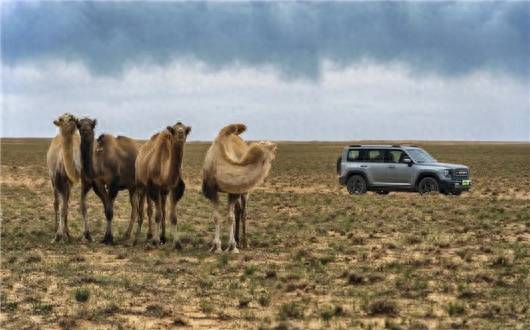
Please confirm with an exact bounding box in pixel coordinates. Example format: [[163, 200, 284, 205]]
[[418, 177, 440, 194], [347, 175, 367, 195]]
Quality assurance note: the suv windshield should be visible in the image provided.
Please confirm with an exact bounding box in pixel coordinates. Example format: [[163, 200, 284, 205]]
[[406, 148, 437, 163]]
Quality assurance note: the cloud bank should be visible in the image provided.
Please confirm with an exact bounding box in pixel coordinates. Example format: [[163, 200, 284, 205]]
[[3, 1, 529, 80]]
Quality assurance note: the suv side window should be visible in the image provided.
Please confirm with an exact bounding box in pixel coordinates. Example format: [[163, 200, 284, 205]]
[[366, 149, 384, 163], [347, 149, 361, 162], [385, 150, 407, 163]]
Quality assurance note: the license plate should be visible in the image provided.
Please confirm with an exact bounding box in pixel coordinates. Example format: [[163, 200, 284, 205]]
[[462, 180, 470, 186]]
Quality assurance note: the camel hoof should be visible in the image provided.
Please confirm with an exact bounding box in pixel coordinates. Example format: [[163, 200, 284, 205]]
[[146, 232, 153, 240], [209, 243, 222, 253], [52, 234, 62, 243], [240, 239, 250, 249], [160, 236, 166, 245], [151, 239, 160, 247], [225, 243, 239, 254], [82, 231, 93, 242], [174, 241, 182, 250], [101, 233, 114, 245]]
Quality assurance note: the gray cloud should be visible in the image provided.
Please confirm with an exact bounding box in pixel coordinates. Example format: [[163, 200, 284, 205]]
[[2, 1, 529, 80]]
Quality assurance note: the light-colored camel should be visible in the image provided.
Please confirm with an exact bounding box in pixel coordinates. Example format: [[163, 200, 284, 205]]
[[76, 117, 139, 244], [46, 113, 82, 242], [135, 122, 191, 248], [202, 123, 277, 253]]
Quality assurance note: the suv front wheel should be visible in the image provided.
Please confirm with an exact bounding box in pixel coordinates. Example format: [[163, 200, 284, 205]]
[[347, 175, 367, 195], [418, 177, 440, 194]]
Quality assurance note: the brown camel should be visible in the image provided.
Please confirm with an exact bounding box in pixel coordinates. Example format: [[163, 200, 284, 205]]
[[202, 124, 277, 253], [76, 117, 139, 244], [135, 122, 191, 248], [46, 113, 82, 242]]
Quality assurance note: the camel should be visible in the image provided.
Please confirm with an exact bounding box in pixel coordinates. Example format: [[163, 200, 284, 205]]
[[46, 113, 82, 242], [135, 122, 191, 248], [76, 117, 139, 244], [202, 123, 277, 253]]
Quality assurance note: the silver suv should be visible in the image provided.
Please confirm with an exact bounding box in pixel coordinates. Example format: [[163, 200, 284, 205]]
[[337, 145, 471, 195]]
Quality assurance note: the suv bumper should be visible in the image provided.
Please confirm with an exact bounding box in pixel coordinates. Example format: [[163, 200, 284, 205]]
[[439, 179, 472, 192]]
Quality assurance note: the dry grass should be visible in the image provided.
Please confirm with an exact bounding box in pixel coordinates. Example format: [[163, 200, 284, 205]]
[[1, 139, 529, 329]]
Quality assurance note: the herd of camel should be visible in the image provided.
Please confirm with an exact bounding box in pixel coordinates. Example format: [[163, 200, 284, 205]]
[[46, 113, 277, 253]]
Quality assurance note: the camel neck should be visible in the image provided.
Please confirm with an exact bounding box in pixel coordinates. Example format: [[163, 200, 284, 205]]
[[61, 133, 79, 183], [79, 135, 95, 179], [165, 141, 184, 184]]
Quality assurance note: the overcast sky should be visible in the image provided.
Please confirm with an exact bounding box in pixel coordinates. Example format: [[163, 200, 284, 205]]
[[2, 1, 529, 141]]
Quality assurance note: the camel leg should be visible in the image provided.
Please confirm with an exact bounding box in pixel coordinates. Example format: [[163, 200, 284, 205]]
[[53, 187, 60, 233], [146, 198, 154, 240], [122, 187, 137, 241], [151, 189, 162, 246], [133, 187, 146, 245], [226, 195, 239, 253], [80, 181, 92, 241], [240, 193, 249, 249], [209, 203, 223, 253], [159, 190, 168, 245], [102, 185, 118, 245], [53, 183, 70, 242], [169, 180, 185, 250], [233, 195, 241, 246]]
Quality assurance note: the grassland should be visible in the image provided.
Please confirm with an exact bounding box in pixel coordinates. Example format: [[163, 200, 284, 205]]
[[1, 139, 529, 329]]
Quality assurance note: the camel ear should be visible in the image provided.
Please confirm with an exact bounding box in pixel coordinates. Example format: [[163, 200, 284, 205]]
[[185, 126, 191, 136], [167, 126, 176, 134], [91, 119, 97, 129]]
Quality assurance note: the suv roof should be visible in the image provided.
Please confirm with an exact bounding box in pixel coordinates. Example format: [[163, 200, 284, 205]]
[[347, 144, 420, 149]]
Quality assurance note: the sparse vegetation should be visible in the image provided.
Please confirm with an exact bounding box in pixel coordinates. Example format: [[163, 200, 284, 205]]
[[1, 140, 530, 328], [74, 288, 90, 303]]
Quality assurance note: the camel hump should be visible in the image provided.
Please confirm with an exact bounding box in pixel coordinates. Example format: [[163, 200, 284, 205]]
[[219, 124, 247, 137]]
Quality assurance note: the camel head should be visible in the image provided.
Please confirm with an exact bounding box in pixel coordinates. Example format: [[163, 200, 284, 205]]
[[164, 122, 191, 145], [53, 113, 78, 136], [76, 117, 97, 141], [257, 141, 277, 161]]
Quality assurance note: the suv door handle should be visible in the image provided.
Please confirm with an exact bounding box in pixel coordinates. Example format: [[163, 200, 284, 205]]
[[360, 165, 368, 168], [388, 165, 396, 169]]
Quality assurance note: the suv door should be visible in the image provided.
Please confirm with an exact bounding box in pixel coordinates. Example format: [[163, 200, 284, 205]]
[[384, 149, 414, 186], [362, 149, 388, 186]]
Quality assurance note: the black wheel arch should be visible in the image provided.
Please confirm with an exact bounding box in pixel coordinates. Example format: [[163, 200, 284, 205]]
[[415, 172, 440, 189], [345, 171, 369, 184]]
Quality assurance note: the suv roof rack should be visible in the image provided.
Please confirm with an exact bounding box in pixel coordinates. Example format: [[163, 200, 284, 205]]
[[348, 144, 361, 147], [391, 144, 401, 148]]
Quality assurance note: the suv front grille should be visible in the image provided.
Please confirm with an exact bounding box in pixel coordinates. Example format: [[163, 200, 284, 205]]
[[453, 169, 469, 180]]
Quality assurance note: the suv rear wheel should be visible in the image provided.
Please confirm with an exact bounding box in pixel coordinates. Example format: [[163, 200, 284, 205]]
[[347, 175, 367, 195], [418, 177, 440, 194]]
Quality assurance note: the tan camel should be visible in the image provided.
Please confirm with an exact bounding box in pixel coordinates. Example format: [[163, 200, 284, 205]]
[[202, 124, 277, 253], [46, 113, 82, 242], [76, 117, 139, 244], [134, 122, 191, 248]]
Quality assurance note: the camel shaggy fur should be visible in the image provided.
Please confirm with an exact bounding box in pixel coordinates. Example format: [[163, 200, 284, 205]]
[[46, 113, 82, 242], [202, 124, 277, 253], [135, 122, 191, 248], [77, 117, 139, 244]]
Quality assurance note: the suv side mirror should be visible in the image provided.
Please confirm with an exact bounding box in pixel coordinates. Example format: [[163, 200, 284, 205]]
[[403, 157, 413, 166]]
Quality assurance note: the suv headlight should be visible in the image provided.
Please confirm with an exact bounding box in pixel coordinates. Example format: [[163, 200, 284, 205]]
[[443, 169, 451, 178]]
